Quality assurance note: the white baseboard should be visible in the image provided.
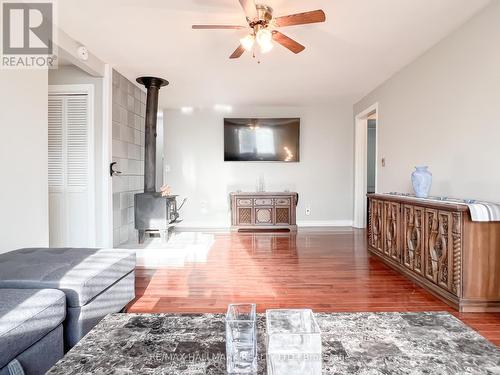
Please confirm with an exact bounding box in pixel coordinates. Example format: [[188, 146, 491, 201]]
[[175, 221, 231, 231], [176, 220, 354, 231], [297, 220, 354, 227]]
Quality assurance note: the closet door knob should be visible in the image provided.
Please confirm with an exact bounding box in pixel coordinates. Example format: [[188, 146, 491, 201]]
[[110, 162, 122, 177]]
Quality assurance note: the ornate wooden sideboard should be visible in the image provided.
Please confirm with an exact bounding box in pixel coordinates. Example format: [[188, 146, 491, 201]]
[[368, 194, 500, 312], [230, 192, 298, 231]]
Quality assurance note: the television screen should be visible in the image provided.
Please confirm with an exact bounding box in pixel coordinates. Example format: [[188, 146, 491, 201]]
[[224, 118, 300, 162]]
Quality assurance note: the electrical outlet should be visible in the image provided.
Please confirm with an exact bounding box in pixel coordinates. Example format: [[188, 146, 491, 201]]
[[305, 206, 311, 216], [200, 200, 208, 214]]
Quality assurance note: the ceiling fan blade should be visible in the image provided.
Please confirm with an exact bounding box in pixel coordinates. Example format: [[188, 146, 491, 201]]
[[272, 31, 305, 54], [192, 25, 246, 30], [239, 0, 257, 20], [230, 45, 246, 59], [274, 9, 326, 27]]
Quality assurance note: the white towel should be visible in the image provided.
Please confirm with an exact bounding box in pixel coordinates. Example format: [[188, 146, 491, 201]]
[[467, 201, 500, 222]]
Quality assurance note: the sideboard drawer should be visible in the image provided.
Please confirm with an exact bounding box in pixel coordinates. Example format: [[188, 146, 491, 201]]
[[255, 198, 273, 206], [275, 198, 291, 206], [237, 199, 253, 207]]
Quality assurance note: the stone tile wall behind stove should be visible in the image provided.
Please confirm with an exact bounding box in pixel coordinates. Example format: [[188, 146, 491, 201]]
[[112, 70, 147, 246]]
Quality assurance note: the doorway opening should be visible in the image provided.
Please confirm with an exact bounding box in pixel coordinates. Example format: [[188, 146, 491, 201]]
[[47, 60, 109, 247], [354, 103, 378, 228]]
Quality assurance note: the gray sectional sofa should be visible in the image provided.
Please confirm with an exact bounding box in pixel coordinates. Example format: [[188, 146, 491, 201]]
[[0, 289, 65, 375], [0, 248, 136, 374]]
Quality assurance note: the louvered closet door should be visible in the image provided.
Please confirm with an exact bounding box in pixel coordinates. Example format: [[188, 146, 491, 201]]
[[48, 94, 91, 247]]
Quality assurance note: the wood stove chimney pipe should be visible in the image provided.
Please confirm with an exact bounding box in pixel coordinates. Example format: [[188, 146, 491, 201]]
[[136, 76, 169, 193]]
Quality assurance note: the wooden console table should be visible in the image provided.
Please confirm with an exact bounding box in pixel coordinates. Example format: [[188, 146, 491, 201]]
[[367, 193, 500, 312], [230, 192, 298, 231]]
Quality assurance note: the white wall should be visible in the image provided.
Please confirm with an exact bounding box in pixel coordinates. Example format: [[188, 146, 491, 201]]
[[354, 2, 500, 202], [0, 70, 49, 253], [164, 103, 354, 228]]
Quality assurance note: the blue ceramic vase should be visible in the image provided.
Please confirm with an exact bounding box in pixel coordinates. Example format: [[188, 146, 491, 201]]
[[411, 166, 432, 198]]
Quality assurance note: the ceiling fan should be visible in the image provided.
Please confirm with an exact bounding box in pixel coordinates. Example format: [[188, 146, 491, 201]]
[[192, 0, 326, 59]]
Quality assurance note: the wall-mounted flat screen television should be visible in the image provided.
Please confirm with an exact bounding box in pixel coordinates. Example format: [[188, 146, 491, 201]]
[[224, 118, 300, 162]]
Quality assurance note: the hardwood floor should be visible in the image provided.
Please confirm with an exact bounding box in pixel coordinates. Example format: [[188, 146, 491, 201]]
[[127, 229, 500, 345]]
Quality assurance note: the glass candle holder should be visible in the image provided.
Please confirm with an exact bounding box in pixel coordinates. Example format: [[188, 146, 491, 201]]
[[266, 309, 322, 375], [226, 304, 257, 374]]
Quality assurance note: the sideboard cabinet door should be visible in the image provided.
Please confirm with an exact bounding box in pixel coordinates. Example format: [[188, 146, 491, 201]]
[[383, 201, 401, 262], [237, 207, 253, 225], [403, 205, 425, 275], [275, 207, 291, 225], [424, 209, 454, 292], [255, 207, 274, 225], [369, 199, 384, 253]]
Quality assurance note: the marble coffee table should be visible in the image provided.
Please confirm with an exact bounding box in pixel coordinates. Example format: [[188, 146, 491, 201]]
[[47, 312, 499, 374]]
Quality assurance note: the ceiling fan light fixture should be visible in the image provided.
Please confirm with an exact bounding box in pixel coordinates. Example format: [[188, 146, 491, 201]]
[[259, 40, 273, 54], [256, 28, 272, 46], [240, 34, 255, 52]]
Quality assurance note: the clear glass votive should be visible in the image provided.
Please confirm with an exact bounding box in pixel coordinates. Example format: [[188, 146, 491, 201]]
[[226, 304, 257, 374], [266, 309, 322, 375]]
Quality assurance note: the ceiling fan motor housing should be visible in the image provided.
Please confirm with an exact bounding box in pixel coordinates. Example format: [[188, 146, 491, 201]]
[[255, 4, 273, 23]]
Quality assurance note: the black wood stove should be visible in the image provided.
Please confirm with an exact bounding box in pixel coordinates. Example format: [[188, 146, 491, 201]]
[[134, 76, 181, 243]]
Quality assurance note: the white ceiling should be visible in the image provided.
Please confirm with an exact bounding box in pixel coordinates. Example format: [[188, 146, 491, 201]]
[[55, 0, 490, 109]]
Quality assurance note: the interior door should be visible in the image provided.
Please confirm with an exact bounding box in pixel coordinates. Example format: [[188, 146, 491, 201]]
[[48, 92, 93, 247]]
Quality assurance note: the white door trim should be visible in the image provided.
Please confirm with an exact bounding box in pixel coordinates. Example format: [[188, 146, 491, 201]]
[[101, 65, 114, 248], [48, 84, 96, 246], [353, 102, 378, 229]]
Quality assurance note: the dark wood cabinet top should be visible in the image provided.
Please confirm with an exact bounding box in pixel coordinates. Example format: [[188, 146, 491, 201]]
[[368, 193, 469, 212], [230, 192, 298, 197]]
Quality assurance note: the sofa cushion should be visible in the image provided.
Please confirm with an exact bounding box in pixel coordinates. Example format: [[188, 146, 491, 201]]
[[0, 289, 65, 369], [0, 248, 136, 307], [65, 271, 135, 348]]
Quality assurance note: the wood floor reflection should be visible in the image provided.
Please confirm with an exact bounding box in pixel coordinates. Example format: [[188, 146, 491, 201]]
[[126, 229, 500, 345]]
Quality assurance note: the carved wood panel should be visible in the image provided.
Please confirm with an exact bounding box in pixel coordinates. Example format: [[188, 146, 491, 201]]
[[255, 199, 273, 206], [275, 207, 291, 224], [451, 212, 462, 296], [237, 207, 252, 225], [369, 199, 384, 253], [403, 205, 425, 275], [236, 199, 252, 207], [425, 209, 453, 291], [383, 201, 401, 262], [255, 207, 273, 225], [275, 198, 291, 206]]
